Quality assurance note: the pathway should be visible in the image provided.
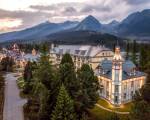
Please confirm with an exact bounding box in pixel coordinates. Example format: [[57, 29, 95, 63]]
[[96, 104, 129, 115], [3, 73, 27, 120]]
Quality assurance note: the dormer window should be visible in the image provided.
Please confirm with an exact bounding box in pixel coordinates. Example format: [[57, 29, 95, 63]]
[[75, 50, 80, 55], [133, 69, 136, 75], [80, 50, 86, 56], [59, 49, 63, 54], [66, 49, 70, 54]]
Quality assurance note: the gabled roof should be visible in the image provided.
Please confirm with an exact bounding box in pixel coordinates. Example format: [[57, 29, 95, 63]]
[[51, 45, 111, 57], [123, 60, 136, 72], [23, 54, 40, 61], [98, 59, 145, 80]]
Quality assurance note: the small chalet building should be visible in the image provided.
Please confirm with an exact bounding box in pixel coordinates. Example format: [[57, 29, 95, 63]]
[[16, 48, 40, 68], [96, 46, 146, 106]]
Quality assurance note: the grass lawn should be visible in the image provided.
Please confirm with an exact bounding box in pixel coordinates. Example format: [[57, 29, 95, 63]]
[[17, 77, 25, 89], [89, 106, 129, 120], [97, 98, 133, 112], [89, 98, 132, 120]]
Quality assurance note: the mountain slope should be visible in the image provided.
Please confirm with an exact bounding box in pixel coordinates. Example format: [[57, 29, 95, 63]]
[[46, 30, 120, 47], [0, 21, 79, 42], [74, 15, 101, 31], [117, 9, 150, 37], [0, 9, 150, 43], [101, 20, 119, 34]]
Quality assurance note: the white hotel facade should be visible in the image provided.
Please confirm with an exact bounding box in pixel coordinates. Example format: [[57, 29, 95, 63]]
[[49, 44, 146, 106], [49, 44, 114, 70], [96, 46, 146, 106]]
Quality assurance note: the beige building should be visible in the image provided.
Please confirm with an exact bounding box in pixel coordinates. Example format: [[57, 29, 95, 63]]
[[16, 49, 40, 68], [96, 46, 146, 106], [49, 44, 114, 69]]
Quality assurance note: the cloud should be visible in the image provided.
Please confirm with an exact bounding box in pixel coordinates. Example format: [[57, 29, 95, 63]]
[[29, 3, 83, 18], [125, 0, 150, 5], [63, 7, 77, 14], [29, 2, 81, 11], [0, 8, 51, 31], [81, 5, 111, 13], [1, 0, 150, 33], [30, 5, 57, 11]]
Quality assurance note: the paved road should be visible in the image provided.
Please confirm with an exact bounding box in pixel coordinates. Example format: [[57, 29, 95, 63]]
[[3, 73, 26, 120]]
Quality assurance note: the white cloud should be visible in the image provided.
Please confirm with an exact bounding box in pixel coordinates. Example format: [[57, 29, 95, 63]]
[[0, 0, 150, 32]]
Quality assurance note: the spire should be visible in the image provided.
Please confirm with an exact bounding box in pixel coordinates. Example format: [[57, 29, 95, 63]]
[[116, 39, 118, 46], [113, 40, 122, 61], [32, 48, 37, 56], [116, 39, 119, 48]]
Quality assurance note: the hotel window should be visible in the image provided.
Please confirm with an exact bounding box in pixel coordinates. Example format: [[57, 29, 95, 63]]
[[74, 56, 76, 61], [131, 91, 134, 99], [114, 96, 118, 103], [106, 91, 109, 98], [115, 85, 119, 93], [82, 58, 85, 63], [78, 57, 80, 61], [123, 93, 126, 99], [115, 70, 119, 82], [137, 81, 140, 88], [131, 81, 134, 88], [100, 89, 103, 94], [106, 81, 109, 88], [124, 83, 127, 90]]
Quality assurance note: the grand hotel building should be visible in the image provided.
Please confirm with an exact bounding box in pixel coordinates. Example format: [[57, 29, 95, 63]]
[[49, 44, 146, 106], [96, 46, 146, 106], [49, 44, 114, 70]]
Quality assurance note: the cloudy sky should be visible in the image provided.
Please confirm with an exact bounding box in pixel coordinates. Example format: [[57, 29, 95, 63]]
[[0, 0, 150, 33]]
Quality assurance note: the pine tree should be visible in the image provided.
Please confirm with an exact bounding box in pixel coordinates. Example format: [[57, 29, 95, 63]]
[[59, 54, 79, 97], [130, 81, 150, 120], [107, 113, 120, 120], [40, 43, 49, 56], [0, 56, 14, 72], [32, 45, 59, 119], [113, 43, 116, 52], [24, 61, 32, 82], [130, 100, 150, 120], [38, 85, 50, 120], [141, 84, 150, 103], [125, 41, 129, 60], [60, 53, 74, 65], [23, 61, 34, 94], [77, 64, 99, 114], [139, 46, 147, 69], [131, 40, 137, 65], [59, 63, 79, 97], [51, 85, 77, 120]]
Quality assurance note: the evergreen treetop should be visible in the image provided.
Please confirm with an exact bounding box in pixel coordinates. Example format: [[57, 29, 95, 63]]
[[60, 53, 74, 66], [51, 84, 77, 120]]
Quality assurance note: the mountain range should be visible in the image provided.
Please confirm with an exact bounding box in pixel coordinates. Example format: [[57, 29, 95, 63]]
[[0, 9, 150, 43]]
